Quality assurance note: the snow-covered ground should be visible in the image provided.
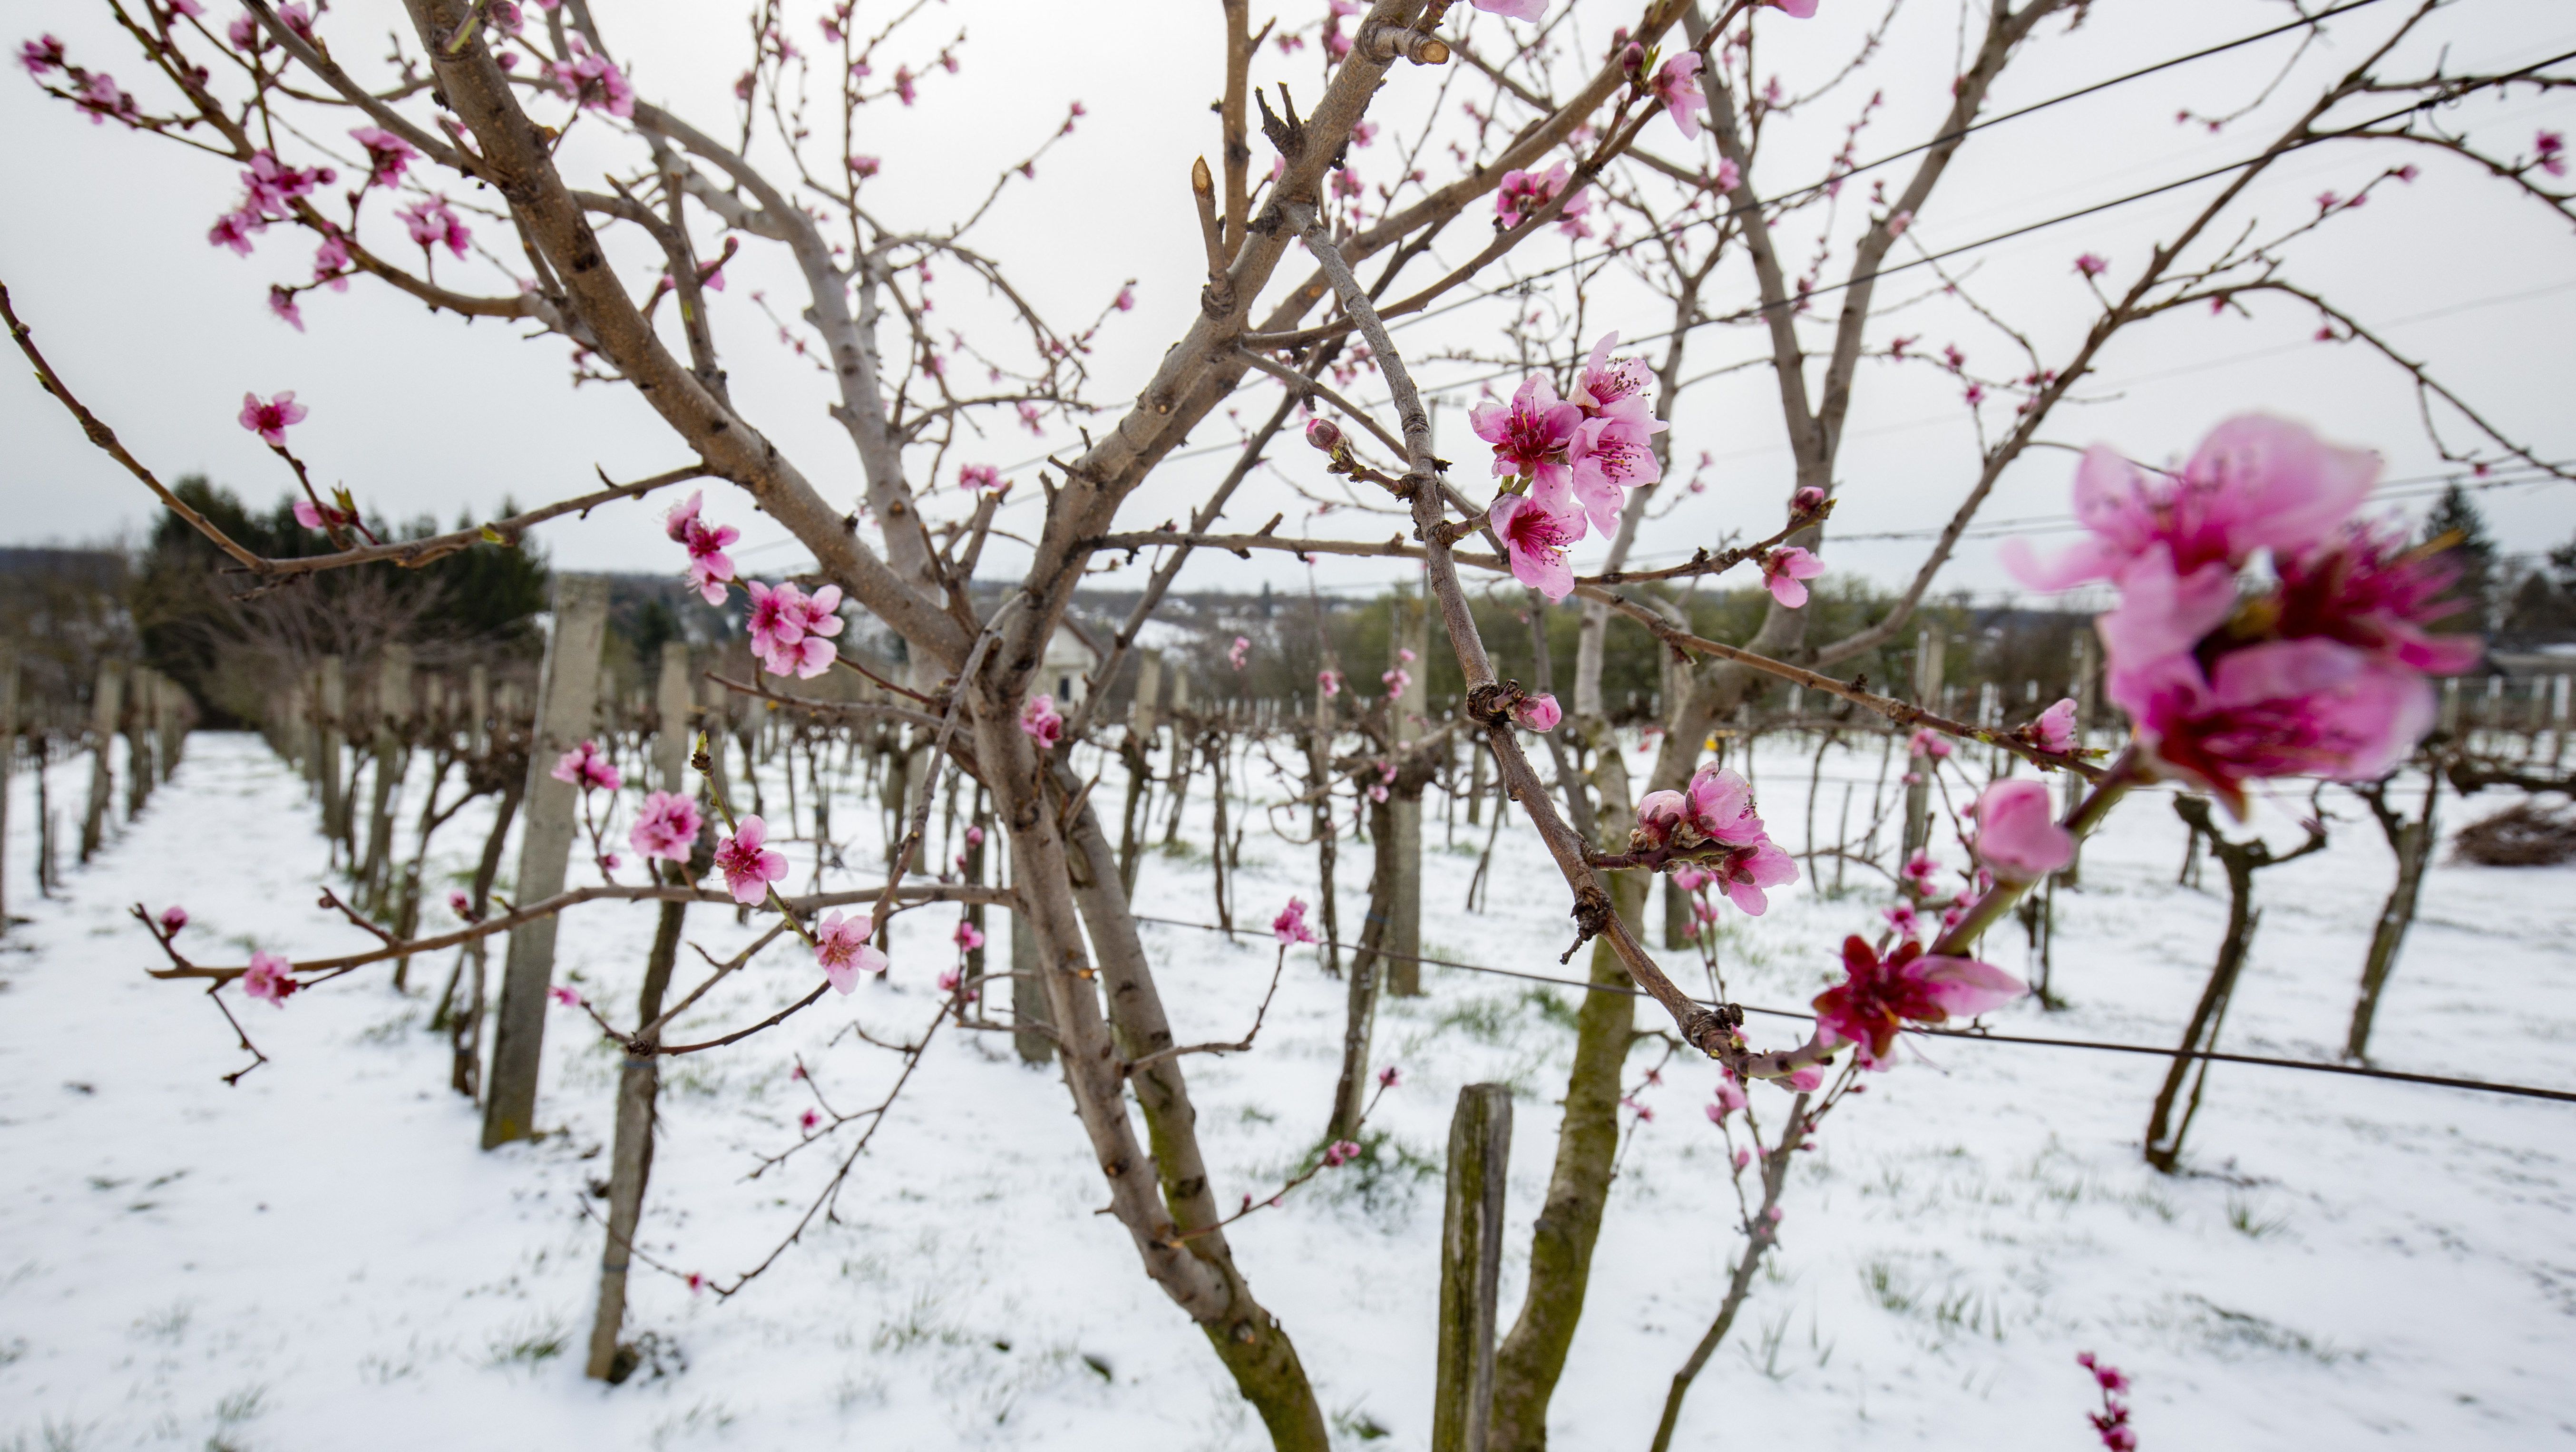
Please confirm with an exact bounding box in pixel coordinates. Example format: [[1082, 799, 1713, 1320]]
[[2, 729, 2571, 1451]]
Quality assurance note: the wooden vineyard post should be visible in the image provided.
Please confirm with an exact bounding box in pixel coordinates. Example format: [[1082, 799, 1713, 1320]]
[[1432, 1083, 1512, 1452], [1898, 629, 1944, 891], [1388, 589, 1428, 997], [79, 660, 122, 864], [483, 575, 611, 1149]]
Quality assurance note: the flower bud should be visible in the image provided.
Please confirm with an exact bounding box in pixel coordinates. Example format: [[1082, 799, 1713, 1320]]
[[1305, 416, 1345, 454], [1619, 40, 1645, 75], [1792, 486, 1826, 514], [1512, 692, 1563, 732]]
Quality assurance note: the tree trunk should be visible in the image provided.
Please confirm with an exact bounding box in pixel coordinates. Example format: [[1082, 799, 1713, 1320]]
[[2346, 772, 2437, 1062], [585, 892, 686, 1381]]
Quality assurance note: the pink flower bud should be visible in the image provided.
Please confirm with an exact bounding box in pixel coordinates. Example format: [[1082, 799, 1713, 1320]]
[[1305, 417, 1345, 454], [1792, 486, 1826, 514], [1512, 692, 1562, 732], [159, 906, 188, 935]]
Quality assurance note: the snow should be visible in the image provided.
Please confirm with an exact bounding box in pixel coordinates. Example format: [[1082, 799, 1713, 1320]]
[[2, 730, 2572, 1450]]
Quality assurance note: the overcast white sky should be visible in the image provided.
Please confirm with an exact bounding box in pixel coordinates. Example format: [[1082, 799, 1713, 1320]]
[[3, 0, 2571, 605]]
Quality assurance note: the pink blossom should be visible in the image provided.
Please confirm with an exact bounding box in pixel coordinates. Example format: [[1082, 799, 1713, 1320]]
[[1764, 0, 1821, 14], [1969, 779, 2074, 883], [20, 35, 65, 76], [744, 580, 843, 679], [207, 209, 263, 256], [78, 71, 132, 125], [1368, 782, 1389, 804], [1381, 667, 1412, 697], [1908, 728, 1953, 759], [226, 12, 260, 48], [628, 790, 702, 861], [813, 910, 887, 992], [549, 34, 634, 117], [1273, 897, 1318, 945], [159, 905, 189, 935], [1470, 375, 1583, 498], [395, 197, 471, 259], [2538, 130, 2566, 178], [1712, 1072, 1748, 1115], [1650, 53, 1705, 139], [238, 149, 332, 218], [1321, 1140, 1363, 1167], [1883, 902, 1921, 939], [1229, 635, 1252, 671], [1317, 668, 1343, 697], [2030, 697, 2079, 754], [268, 287, 305, 331], [1021, 693, 1065, 750], [2074, 252, 2109, 278], [1712, 839, 1797, 915], [1471, 0, 1548, 19], [1512, 693, 1562, 732], [1495, 161, 1575, 228], [241, 950, 298, 1005], [2273, 517, 2481, 674], [954, 918, 986, 953], [449, 890, 477, 920], [1793, 486, 1827, 515], [958, 463, 1005, 492], [1813, 936, 2025, 1069], [1305, 417, 1346, 456], [1378, 1065, 1401, 1088], [550, 738, 621, 792], [1886, 209, 1913, 237], [713, 814, 790, 904], [1567, 417, 1661, 533], [313, 232, 351, 290], [2004, 416, 2378, 593], [1685, 766, 1766, 846], [1761, 546, 1825, 608], [665, 491, 741, 604], [237, 390, 307, 447], [1900, 849, 1940, 893], [1571, 332, 1657, 429], [548, 984, 580, 1007], [2113, 638, 2430, 817], [848, 154, 880, 178], [799, 1108, 820, 1134], [965, 825, 985, 848], [1668, 862, 1712, 894], [894, 64, 916, 105], [1490, 492, 1581, 603]]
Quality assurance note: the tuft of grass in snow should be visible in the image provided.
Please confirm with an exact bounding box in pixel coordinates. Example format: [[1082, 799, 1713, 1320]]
[[483, 1315, 569, 1370], [2227, 1192, 2293, 1240], [1331, 1402, 1394, 1440], [0, 1416, 93, 1452], [2171, 1294, 2358, 1364], [649, 1402, 736, 1449], [130, 1301, 192, 1344]]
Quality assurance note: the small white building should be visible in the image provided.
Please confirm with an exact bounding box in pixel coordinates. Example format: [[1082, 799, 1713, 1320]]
[[1041, 620, 1103, 706]]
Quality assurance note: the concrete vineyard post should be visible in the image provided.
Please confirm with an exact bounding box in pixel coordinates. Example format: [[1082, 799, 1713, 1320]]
[[483, 575, 611, 1149]]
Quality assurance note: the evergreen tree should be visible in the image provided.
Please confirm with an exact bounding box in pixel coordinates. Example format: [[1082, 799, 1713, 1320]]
[[2419, 483, 2497, 630]]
